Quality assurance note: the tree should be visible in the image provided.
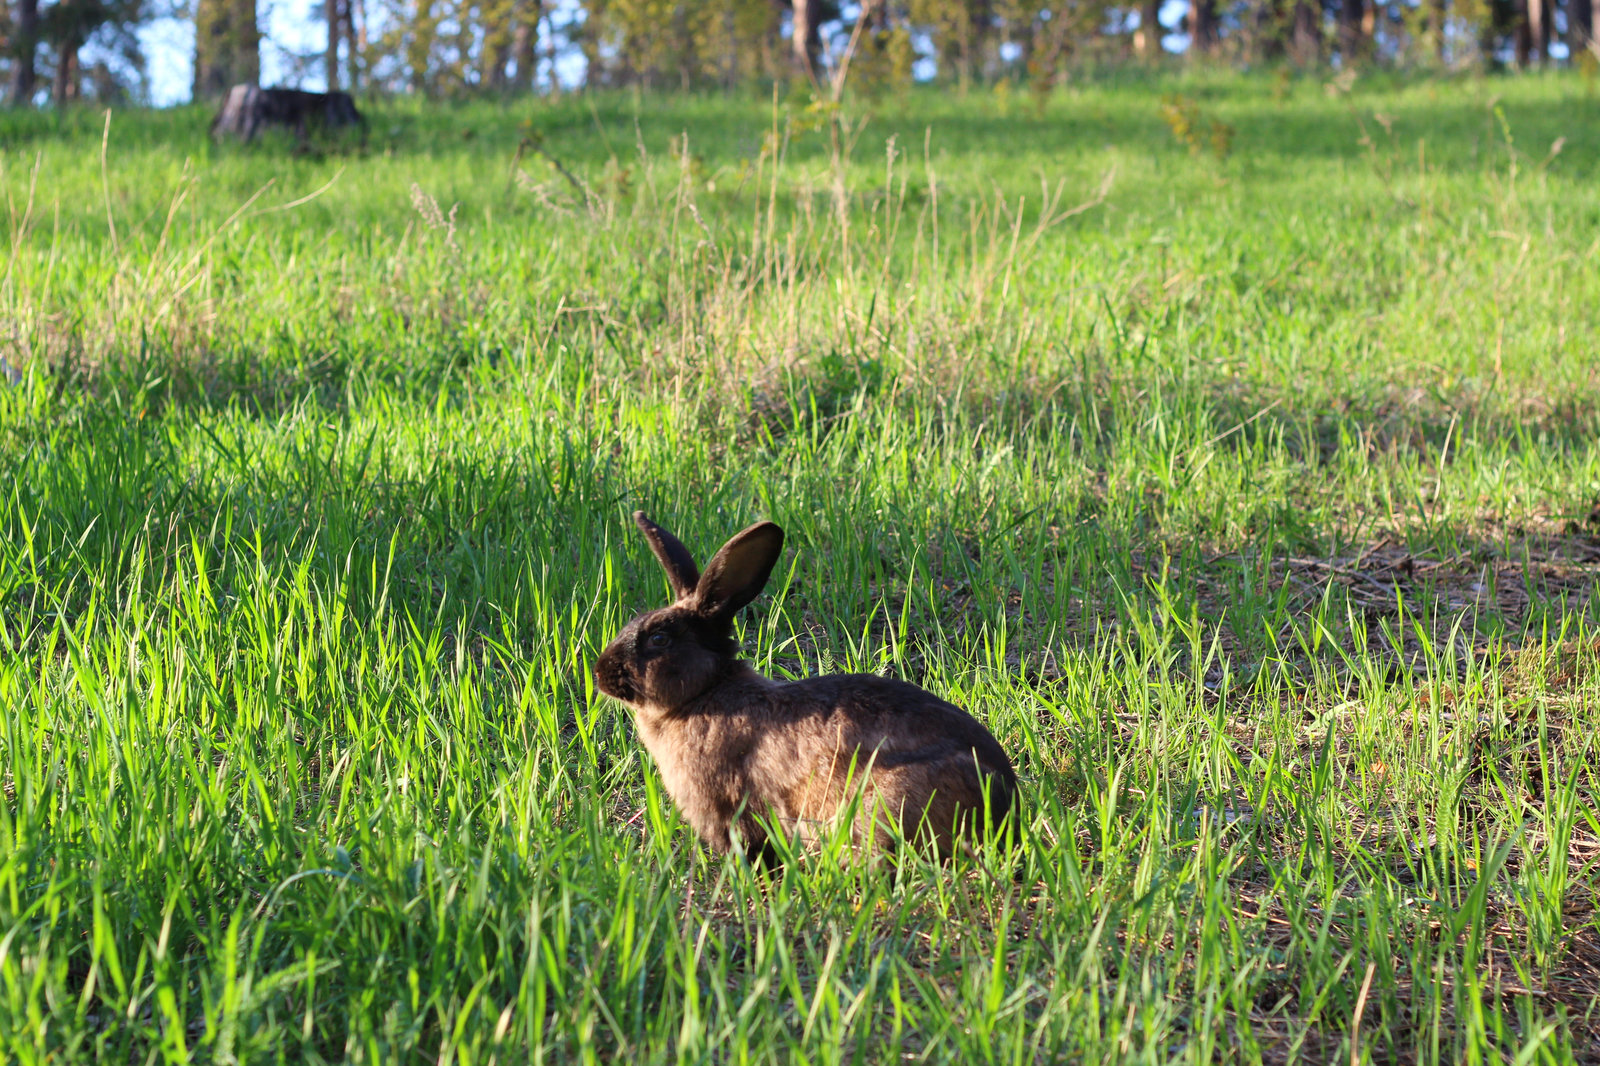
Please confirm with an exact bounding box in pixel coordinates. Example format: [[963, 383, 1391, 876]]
[[42, 0, 144, 103], [1514, 0, 1548, 64], [194, 0, 258, 97], [1289, 0, 1319, 62], [1575, 0, 1595, 55], [347, 0, 364, 88], [1247, 0, 1319, 64], [212, 0, 1586, 104], [1191, 0, 1219, 54], [1337, 0, 1365, 61], [12, 0, 39, 103], [1421, 0, 1445, 62], [325, 0, 347, 89], [478, 0, 516, 89], [1137, 0, 1162, 59], [406, 0, 437, 92], [790, 0, 822, 76], [509, 0, 540, 89], [574, 0, 777, 90], [910, 0, 990, 89]]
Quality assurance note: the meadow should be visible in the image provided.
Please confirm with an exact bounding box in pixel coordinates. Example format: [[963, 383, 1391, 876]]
[[0, 67, 1597, 1063]]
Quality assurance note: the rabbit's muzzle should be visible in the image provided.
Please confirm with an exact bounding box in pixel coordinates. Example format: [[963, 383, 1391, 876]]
[[593, 643, 638, 703]]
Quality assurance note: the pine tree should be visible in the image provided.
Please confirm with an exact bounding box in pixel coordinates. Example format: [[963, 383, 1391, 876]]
[[11, 0, 40, 102]]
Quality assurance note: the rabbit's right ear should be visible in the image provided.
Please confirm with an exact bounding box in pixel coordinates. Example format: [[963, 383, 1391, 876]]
[[634, 512, 700, 601], [695, 521, 785, 622]]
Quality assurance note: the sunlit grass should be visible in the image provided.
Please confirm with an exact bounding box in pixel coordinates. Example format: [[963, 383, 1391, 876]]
[[0, 69, 1596, 1062]]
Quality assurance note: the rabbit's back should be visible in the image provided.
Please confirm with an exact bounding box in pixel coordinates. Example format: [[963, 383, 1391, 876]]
[[745, 672, 1018, 851], [771, 674, 1009, 768]]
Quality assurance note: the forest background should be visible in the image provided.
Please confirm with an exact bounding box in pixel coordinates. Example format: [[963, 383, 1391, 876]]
[[0, 0, 1592, 111]]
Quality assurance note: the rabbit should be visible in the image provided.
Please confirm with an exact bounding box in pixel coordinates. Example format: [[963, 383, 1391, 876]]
[[594, 512, 1019, 863]]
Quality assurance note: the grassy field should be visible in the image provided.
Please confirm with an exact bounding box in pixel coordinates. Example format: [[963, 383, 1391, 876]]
[[0, 67, 1598, 1063]]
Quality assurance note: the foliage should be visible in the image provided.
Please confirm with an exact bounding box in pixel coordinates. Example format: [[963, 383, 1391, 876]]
[[4, 0, 1593, 106], [1158, 92, 1235, 157]]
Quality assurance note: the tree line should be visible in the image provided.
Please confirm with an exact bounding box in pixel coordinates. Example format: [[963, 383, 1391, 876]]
[[1, 0, 1593, 106]]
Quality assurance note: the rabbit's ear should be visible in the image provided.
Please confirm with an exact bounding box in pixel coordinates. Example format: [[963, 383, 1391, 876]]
[[635, 512, 700, 601], [695, 521, 785, 622]]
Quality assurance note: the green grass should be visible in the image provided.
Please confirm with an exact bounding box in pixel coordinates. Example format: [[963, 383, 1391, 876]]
[[0, 67, 1598, 1062]]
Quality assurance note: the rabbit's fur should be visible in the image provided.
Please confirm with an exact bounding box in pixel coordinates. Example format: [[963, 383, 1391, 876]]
[[594, 512, 1019, 861]]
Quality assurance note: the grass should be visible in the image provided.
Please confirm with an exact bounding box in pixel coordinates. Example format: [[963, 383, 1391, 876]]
[[0, 66, 1598, 1062]]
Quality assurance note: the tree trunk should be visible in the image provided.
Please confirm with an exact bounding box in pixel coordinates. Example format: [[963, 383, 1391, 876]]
[[543, 6, 562, 98], [510, 0, 540, 91], [674, 2, 692, 90], [723, 1, 737, 89], [1254, 0, 1287, 60], [325, 0, 340, 90], [1427, 0, 1445, 61], [1575, 0, 1595, 55], [510, 22, 532, 91], [972, 0, 994, 80], [1337, 0, 1364, 61], [1138, 0, 1163, 57], [52, 34, 79, 104], [791, 0, 820, 77], [1513, 0, 1532, 66], [1290, 0, 1320, 62], [408, 0, 435, 93], [954, 7, 971, 89], [349, 0, 364, 90], [11, 0, 39, 104], [193, 0, 260, 98], [1191, 0, 1219, 54], [481, 0, 512, 90], [483, 38, 509, 92], [1531, 0, 1550, 63]]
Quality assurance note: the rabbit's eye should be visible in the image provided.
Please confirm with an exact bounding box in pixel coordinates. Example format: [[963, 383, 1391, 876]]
[[646, 632, 670, 649]]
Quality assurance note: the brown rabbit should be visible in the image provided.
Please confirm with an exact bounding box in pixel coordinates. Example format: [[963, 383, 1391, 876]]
[[594, 512, 1019, 862]]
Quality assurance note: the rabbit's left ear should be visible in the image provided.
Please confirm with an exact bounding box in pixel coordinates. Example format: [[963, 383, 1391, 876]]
[[695, 521, 784, 622], [635, 512, 700, 601]]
